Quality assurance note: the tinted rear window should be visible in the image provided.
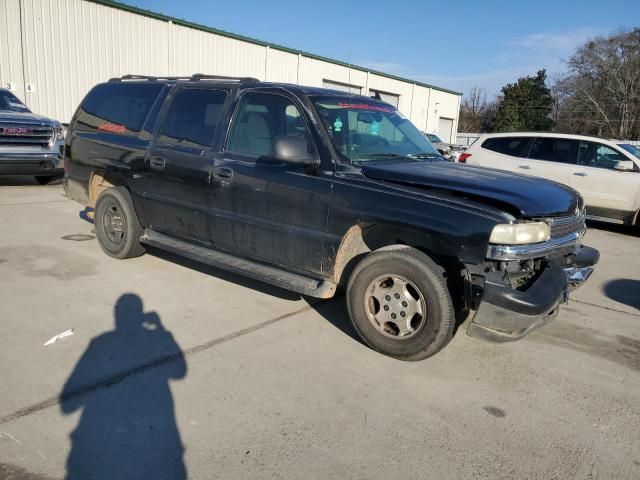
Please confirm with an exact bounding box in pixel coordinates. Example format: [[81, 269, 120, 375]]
[[76, 83, 163, 133], [158, 89, 227, 148], [528, 137, 578, 164], [482, 137, 532, 157]]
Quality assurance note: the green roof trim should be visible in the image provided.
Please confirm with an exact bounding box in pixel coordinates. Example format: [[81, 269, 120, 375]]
[[85, 0, 462, 96]]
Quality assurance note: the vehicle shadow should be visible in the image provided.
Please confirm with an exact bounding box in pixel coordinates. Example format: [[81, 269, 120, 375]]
[[148, 246, 302, 301], [306, 293, 363, 344], [586, 219, 639, 237], [59, 293, 187, 480], [149, 246, 366, 345], [0, 175, 63, 186], [603, 279, 640, 310]]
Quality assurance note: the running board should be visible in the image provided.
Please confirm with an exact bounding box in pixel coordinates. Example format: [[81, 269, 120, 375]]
[[141, 229, 337, 299], [586, 215, 624, 225]]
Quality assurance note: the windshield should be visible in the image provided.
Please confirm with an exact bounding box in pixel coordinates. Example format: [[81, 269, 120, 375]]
[[311, 97, 440, 163], [0, 90, 31, 113], [427, 134, 443, 143], [618, 143, 640, 160]]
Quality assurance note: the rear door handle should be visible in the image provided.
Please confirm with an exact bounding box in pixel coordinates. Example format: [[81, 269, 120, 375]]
[[518, 165, 530, 170], [573, 172, 587, 177], [214, 166, 233, 179], [150, 157, 165, 170]]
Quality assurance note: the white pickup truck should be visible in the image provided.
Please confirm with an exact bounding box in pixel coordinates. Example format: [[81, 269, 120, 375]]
[[0, 88, 65, 184]]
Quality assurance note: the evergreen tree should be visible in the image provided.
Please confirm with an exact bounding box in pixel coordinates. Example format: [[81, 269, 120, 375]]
[[492, 70, 554, 132]]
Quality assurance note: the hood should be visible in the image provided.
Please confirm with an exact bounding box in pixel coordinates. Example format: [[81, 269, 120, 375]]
[[0, 111, 55, 125], [361, 160, 579, 218]]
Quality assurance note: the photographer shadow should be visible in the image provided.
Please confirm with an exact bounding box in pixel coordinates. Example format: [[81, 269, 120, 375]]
[[60, 294, 187, 480]]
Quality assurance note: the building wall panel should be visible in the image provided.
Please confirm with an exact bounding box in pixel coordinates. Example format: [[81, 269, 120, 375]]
[[169, 24, 267, 80], [0, 0, 26, 101], [426, 89, 461, 136], [6, 0, 460, 129], [366, 74, 414, 116], [265, 47, 298, 84], [410, 85, 431, 131], [298, 56, 367, 93], [20, 0, 168, 122]]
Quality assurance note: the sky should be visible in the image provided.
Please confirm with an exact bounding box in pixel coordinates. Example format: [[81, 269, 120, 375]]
[[125, 0, 638, 98]]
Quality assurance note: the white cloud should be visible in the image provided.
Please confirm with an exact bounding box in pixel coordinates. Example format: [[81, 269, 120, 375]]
[[356, 27, 603, 98], [509, 27, 598, 54]]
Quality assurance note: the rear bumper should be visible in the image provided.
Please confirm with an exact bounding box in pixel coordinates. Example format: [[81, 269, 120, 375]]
[[0, 151, 63, 176], [467, 244, 599, 342]]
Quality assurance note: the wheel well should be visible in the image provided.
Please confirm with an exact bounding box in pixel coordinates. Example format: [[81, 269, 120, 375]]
[[87, 170, 126, 208], [332, 224, 470, 318]]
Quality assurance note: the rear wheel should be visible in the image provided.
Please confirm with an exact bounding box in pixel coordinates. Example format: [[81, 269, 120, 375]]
[[346, 246, 455, 361], [94, 187, 145, 259]]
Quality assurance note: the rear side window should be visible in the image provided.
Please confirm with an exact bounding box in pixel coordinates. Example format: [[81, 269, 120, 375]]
[[528, 137, 578, 164], [158, 89, 227, 148], [482, 137, 532, 157], [76, 83, 163, 134]]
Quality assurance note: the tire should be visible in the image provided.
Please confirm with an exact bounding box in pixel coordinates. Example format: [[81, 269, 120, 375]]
[[94, 186, 145, 259], [346, 245, 455, 361], [35, 175, 54, 185]]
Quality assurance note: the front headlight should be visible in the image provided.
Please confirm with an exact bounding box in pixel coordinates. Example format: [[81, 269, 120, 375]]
[[489, 222, 550, 245], [54, 123, 66, 141]]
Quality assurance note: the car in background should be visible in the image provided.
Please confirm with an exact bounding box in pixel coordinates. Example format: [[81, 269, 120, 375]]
[[424, 133, 466, 161], [0, 88, 65, 184], [463, 132, 640, 226]]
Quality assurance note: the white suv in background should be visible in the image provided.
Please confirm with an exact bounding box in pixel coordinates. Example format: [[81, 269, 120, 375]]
[[463, 132, 640, 226]]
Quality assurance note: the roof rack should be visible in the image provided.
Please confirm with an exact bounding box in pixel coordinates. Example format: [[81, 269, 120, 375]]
[[108, 73, 260, 83]]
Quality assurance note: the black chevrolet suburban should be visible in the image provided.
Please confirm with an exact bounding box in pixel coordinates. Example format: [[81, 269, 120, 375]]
[[63, 74, 599, 360]]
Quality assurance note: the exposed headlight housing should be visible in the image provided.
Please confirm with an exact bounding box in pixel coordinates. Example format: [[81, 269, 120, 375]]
[[489, 222, 550, 245], [54, 123, 66, 141]]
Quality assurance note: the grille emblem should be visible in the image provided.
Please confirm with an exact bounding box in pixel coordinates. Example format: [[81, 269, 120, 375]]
[[1, 127, 33, 135]]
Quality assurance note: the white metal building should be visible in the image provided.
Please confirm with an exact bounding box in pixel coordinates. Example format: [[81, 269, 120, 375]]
[[0, 0, 461, 141]]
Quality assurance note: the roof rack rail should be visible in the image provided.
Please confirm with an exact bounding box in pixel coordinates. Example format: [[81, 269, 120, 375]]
[[191, 73, 260, 82], [108, 74, 260, 83]]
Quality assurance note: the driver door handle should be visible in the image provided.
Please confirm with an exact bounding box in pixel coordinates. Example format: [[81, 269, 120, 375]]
[[150, 157, 165, 170], [214, 166, 233, 179], [573, 172, 587, 177], [518, 164, 530, 170]]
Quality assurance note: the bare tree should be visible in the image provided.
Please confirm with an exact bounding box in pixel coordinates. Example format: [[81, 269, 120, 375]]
[[459, 86, 487, 132], [555, 28, 640, 139]]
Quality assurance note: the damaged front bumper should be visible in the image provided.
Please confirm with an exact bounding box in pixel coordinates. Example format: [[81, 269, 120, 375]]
[[467, 245, 599, 342]]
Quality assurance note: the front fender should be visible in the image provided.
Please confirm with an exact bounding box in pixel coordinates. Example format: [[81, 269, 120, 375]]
[[324, 175, 508, 280]]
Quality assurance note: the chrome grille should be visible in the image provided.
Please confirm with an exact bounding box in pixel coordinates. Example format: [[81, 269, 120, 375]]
[[547, 210, 586, 239], [0, 123, 54, 148]]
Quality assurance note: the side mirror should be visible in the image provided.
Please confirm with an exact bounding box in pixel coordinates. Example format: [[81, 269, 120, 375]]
[[614, 159, 635, 171], [271, 135, 317, 167]]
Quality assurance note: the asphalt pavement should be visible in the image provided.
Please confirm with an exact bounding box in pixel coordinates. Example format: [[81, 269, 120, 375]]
[[0, 178, 639, 479]]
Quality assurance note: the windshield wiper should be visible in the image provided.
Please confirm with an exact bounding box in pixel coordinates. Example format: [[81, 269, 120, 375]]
[[408, 152, 442, 159], [365, 152, 409, 158]]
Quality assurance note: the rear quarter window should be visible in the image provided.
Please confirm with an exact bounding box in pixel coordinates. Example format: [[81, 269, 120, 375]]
[[75, 83, 163, 135], [482, 137, 532, 157]]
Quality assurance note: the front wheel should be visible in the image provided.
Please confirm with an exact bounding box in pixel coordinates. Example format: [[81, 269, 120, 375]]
[[94, 187, 145, 259], [346, 246, 455, 361]]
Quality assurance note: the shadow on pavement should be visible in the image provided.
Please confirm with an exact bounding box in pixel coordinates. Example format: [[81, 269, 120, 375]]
[[60, 293, 187, 480], [0, 175, 63, 186], [307, 294, 363, 344], [148, 246, 302, 301], [603, 279, 640, 310]]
